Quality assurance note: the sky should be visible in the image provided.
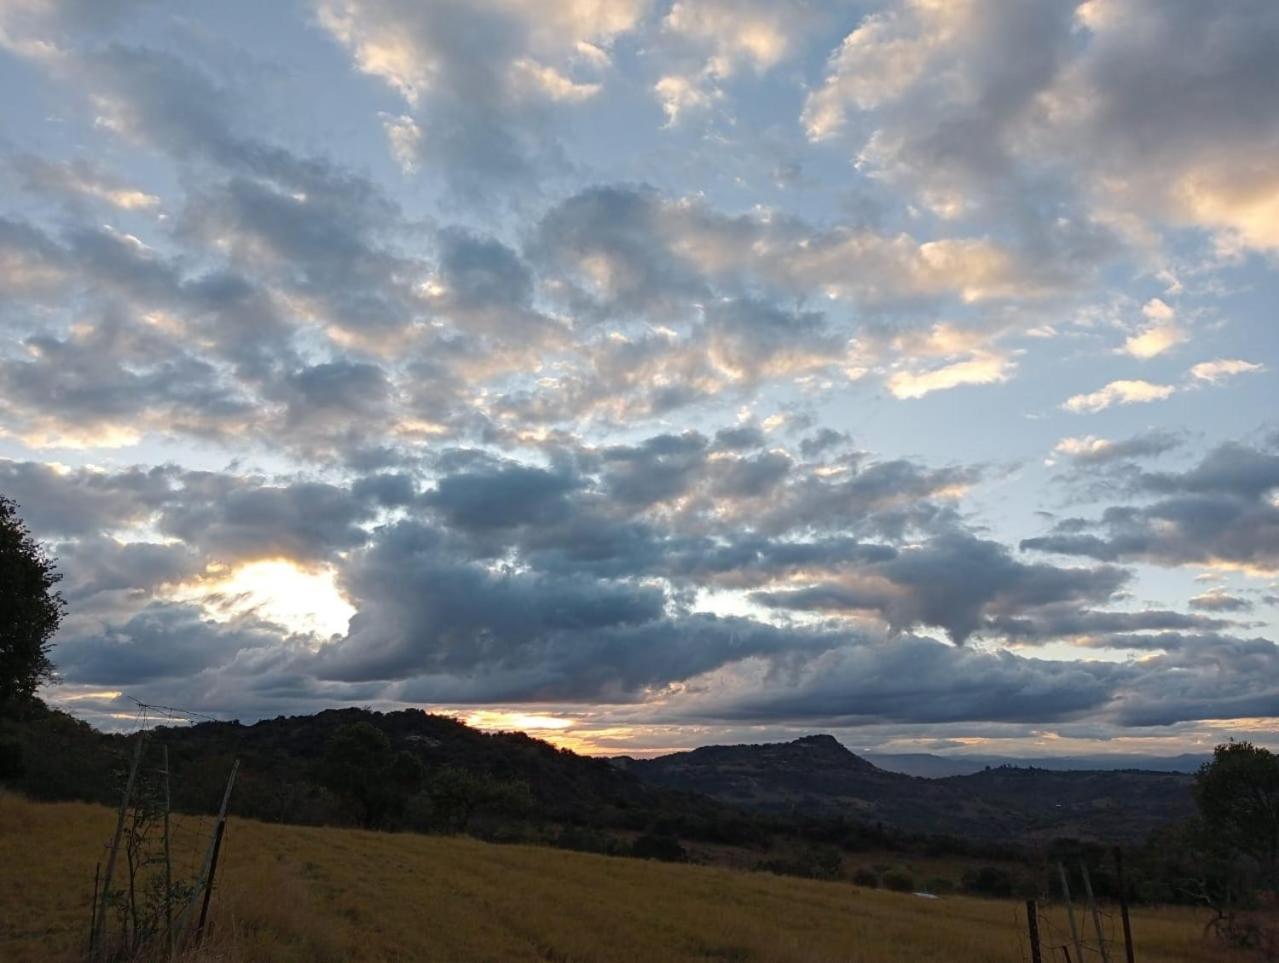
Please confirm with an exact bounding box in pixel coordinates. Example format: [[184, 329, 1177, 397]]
[[1, 0, 1277, 758]]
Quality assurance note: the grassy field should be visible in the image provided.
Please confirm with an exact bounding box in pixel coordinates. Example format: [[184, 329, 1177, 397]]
[[1, 793, 1238, 962]]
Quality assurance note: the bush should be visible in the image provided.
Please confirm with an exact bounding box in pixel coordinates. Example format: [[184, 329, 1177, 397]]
[[923, 876, 955, 895], [756, 846, 843, 881], [883, 870, 915, 893], [0, 736, 22, 779], [553, 826, 620, 855], [852, 867, 879, 888], [631, 832, 687, 862], [961, 865, 1015, 898]]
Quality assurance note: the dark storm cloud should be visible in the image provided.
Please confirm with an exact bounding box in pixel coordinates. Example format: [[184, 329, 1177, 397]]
[[424, 460, 579, 531], [156, 474, 375, 565], [317, 519, 659, 682], [753, 532, 1129, 643], [0, 460, 173, 536], [701, 635, 1124, 725], [2, 459, 377, 562], [712, 425, 766, 452], [1023, 440, 1279, 572], [55, 601, 282, 685], [988, 607, 1233, 643], [600, 432, 710, 507], [55, 536, 203, 602], [1110, 634, 1279, 727]]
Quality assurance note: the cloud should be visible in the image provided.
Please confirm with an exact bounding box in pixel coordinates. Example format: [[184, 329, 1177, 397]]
[[314, 0, 644, 194], [1190, 359, 1266, 383], [379, 113, 422, 173], [1024, 439, 1279, 574], [14, 155, 160, 210], [804, 0, 1279, 251], [753, 531, 1128, 644], [1052, 430, 1181, 465], [1062, 379, 1175, 413], [887, 351, 1012, 399], [1121, 298, 1184, 359], [692, 635, 1124, 725], [1189, 590, 1253, 613]]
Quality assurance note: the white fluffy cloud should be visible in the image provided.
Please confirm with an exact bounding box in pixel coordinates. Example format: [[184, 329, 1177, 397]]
[[1190, 359, 1265, 384], [1063, 379, 1175, 414]]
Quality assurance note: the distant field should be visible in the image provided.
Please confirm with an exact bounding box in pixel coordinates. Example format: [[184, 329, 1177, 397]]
[[1, 794, 1238, 962]]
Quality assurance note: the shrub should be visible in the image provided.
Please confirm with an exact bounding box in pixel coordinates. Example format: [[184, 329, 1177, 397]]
[[0, 736, 22, 779], [631, 832, 687, 862], [924, 876, 954, 895], [756, 846, 842, 881], [962, 865, 1015, 898], [883, 870, 915, 893], [852, 867, 879, 888]]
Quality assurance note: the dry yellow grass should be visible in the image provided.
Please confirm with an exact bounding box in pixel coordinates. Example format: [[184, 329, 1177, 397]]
[[1, 793, 1236, 962]]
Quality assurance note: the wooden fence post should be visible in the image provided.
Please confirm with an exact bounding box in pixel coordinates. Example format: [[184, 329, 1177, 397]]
[[1113, 846, 1135, 963], [1026, 899, 1043, 963], [1080, 861, 1110, 963], [163, 745, 175, 961], [94, 730, 147, 957], [1057, 862, 1085, 963], [87, 861, 100, 957], [178, 758, 239, 948]]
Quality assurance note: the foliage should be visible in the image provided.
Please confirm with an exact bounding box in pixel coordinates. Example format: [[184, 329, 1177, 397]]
[[1195, 742, 1279, 885], [756, 845, 843, 881], [961, 865, 1014, 898], [631, 832, 687, 862], [852, 866, 879, 888], [316, 722, 412, 827], [1185, 742, 1279, 959], [0, 496, 63, 709], [882, 870, 915, 893]]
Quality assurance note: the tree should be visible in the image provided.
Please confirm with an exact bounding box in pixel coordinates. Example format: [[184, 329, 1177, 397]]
[[316, 722, 395, 826], [1195, 741, 1279, 886], [0, 496, 63, 706]]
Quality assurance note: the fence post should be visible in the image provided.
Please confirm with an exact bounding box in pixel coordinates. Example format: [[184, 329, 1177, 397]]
[[1113, 847, 1135, 963], [179, 758, 238, 947], [94, 730, 147, 957], [1057, 862, 1085, 963], [1025, 899, 1043, 963], [87, 861, 100, 957], [163, 745, 175, 961], [1080, 861, 1110, 963]]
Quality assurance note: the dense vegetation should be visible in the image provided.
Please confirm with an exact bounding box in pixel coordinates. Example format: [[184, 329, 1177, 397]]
[[0, 701, 1026, 871], [0, 495, 63, 705]]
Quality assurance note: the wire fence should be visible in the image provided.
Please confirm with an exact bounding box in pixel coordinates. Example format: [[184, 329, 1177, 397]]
[[85, 695, 239, 961]]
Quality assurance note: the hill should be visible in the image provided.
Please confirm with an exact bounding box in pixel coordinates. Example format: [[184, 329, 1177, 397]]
[[0, 794, 1237, 963], [4, 704, 1193, 849], [625, 735, 1195, 841], [864, 752, 1207, 778]]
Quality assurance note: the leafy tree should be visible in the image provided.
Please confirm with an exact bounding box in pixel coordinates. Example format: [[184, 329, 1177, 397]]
[[1195, 741, 1279, 885], [317, 722, 396, 826], [0, 496, 64, 708], [426, 765, 532, 832]]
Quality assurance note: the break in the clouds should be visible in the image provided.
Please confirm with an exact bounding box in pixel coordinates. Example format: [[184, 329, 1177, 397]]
[[1, 0, 1276, 756]]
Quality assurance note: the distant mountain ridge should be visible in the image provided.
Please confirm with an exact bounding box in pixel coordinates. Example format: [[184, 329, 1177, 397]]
[[862, 751, 1208, 779], [623, 734, 1196, 841]]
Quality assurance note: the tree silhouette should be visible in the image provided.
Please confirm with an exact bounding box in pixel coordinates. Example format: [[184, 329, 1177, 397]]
[[0, 496, 63, 708], [316, 721, 425, 827], [1195, 741, 1279, 886]]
